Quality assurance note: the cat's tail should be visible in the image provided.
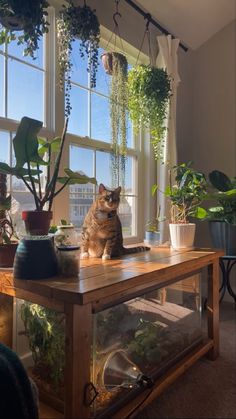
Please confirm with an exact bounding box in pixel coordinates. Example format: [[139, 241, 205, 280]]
[[122, 245, 150, 255]]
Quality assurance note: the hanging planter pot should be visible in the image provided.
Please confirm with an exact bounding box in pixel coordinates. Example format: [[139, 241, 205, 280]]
[[101, 51, 113, 75]]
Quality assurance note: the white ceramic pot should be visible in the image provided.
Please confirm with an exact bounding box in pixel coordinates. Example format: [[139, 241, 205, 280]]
[[54, 225, 78, 247], [169, 223, 196, 250]]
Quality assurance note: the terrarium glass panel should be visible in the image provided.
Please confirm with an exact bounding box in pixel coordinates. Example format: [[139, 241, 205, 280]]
[[15, 299, 65, 410], [92, 275, 203, 415]]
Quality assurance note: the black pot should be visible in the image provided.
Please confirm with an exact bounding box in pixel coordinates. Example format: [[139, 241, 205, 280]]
[[209, 221, 236, 256], [13, 237, 58, 280]]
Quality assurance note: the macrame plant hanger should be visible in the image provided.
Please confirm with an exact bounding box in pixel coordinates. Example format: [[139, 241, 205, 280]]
[[136, 14, 153, 66]]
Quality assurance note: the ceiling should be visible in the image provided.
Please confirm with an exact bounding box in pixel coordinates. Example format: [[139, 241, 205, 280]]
[[135, 0, 236, 49]]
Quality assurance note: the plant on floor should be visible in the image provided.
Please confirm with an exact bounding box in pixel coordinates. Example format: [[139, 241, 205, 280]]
[[109, 52, 128, 188], [20, 302, 65, 388], [0, 0, 49, 58], [128, 65, 172, 161], [0, 116, 97, 212], [57, 2, 100, 117], [203, 170, 236, 224]]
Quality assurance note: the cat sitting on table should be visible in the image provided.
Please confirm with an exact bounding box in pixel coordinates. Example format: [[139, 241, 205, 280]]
[[81, 184, 150, 260]]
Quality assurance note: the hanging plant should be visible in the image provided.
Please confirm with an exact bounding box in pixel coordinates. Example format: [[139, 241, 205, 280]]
[[57, 2, 100, 118], [128, 64, 172, 161], [0, 0, 49, 58], [109, 52, 128, 189]]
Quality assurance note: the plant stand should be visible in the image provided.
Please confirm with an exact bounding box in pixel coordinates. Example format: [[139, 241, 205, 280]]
[[219, 256, 236, 304], [0, 247, 223, 418]]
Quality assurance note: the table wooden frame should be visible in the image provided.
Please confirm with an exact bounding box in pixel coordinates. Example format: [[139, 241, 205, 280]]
[[0, 248, 223, 419]]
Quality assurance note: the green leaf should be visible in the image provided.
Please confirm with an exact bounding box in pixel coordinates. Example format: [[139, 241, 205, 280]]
[[57, 169, 97, 185], [0, 195, 11, 211], [209, 170, 233, 191], [194, 207, 207, 219], [13, 116, 43, 167], [0, 162, 42, 178], [151, 184, 158, 196]]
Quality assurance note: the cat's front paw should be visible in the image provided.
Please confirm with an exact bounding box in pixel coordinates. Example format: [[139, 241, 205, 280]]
[[102, 254, 111, 260], [81, 252, 89, 259]]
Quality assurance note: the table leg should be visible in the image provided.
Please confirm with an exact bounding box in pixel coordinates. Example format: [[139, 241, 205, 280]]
[[64, 303, 92, 419], [207, 261, 219, 360]]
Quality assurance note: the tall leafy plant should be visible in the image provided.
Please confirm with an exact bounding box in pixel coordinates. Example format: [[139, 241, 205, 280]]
[[109, 52, 128, 188], [128, 65, 171, 160], [57, 2, 100, 117], [0, 116, 96, 211], [0, 0, 49, 58]]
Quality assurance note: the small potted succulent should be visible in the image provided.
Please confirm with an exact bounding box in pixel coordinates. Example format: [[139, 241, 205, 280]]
[[0, 0, 49, 58], [0, 116, 97, 236], [162, 162, 207, 249], [128, 65, 172, 161], [57, 2, 100, 117], [145, 205, 164, 245], [202, 170, 236, 255], [0, 173, 18, 267]]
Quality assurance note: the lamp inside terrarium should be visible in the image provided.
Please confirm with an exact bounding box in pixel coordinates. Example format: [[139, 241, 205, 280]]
[[102, 350, 142, 389]]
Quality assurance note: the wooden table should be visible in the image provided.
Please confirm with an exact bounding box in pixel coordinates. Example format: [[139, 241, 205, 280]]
[[0, 247, 223, 419]]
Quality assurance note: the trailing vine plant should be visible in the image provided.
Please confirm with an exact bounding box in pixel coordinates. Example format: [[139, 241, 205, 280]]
[[0, 0, 49, 58], [109, 52, 128, 189], [57, 1, 100, 118], [128, 64, 171, 161]]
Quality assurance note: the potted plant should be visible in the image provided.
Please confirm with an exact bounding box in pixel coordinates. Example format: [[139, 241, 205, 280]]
[[0, 0, 49, 58], [202, 170, 236, 255], [0, 116, 97, 236], [57, 2, 100, 117], [145, 205, 164, 245], [0, 173, 18, 267], [128, 65, 172, 161], [160, 162, 207, 249]]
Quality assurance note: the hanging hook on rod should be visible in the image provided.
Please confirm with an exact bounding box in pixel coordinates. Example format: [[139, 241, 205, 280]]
[[113, 0, 122, 27], [144, 13, 151, 31]]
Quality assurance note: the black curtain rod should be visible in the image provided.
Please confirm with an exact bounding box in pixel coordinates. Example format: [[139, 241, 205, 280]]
[[124, 0, 188, 52]]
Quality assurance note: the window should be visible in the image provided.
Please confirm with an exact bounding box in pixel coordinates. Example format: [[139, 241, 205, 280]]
[[66, 41, 139, 239]]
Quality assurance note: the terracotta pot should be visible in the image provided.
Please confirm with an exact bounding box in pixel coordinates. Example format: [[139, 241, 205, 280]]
[[22, 211, 53, 236], [101, 52, 113, 75], [0, 242, 18, 268]]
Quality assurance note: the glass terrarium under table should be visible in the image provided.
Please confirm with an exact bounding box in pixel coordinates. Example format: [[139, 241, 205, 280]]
[[0, 247, 223, 419]]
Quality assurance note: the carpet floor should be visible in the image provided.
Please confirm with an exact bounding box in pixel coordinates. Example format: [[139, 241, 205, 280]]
[[137, 301, 236, 419]]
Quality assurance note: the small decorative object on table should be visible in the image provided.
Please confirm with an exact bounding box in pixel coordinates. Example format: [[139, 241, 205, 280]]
[[57, 246, 80, 278], [54, 223, 78, 247]]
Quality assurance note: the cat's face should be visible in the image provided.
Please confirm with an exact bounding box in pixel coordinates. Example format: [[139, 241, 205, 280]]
[[97, 184, 121, 212]]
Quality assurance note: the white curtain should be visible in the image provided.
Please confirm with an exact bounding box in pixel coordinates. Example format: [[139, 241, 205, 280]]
[[156, 35, 180, 243]]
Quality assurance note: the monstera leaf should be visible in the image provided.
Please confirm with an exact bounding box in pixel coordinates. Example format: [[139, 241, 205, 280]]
[[13, 116, 46, 167], [57, 168, 97, 185]]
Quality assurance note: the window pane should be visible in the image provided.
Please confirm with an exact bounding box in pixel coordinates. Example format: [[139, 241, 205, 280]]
[[8, 60, 44, 121], [96, 150, 112, 188], [0, 131, 10, 164], [69, 192, 93, 228], [127, 118, 133, 148], [0, 55, 4, 117], [94, 48, 109, 96], [69, 145, 94, 177], [68, 85, 88, 137], [119, 196, 136, 237], [70, 39, 89, 86], [7, 32, 44, 68], [123, 155, 135, 194], [91, 93, 110, 142]]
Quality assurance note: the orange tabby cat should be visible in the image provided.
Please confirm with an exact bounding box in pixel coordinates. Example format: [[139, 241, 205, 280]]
[[81, 184, 150, 259]]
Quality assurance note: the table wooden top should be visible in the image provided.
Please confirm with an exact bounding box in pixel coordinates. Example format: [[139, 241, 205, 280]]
[[0, 247, 224, 307]]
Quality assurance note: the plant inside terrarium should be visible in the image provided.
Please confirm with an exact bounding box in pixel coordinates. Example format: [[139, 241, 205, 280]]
[[0, 173, 18, 244], [20, 302, 65, 390]]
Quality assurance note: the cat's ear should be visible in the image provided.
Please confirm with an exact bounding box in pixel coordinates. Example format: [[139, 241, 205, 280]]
[[116, 186, 121, 195], [99, 183, 106, 194]]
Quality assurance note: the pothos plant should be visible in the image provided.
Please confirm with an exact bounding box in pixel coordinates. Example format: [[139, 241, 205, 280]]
[[57, 2, 100, 117], [0, 173, 16, 244], [0, 0, 49, 58], [109, 52, 128, 189], [20, 302, 65, 389], [128, 65, 172, 161]]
